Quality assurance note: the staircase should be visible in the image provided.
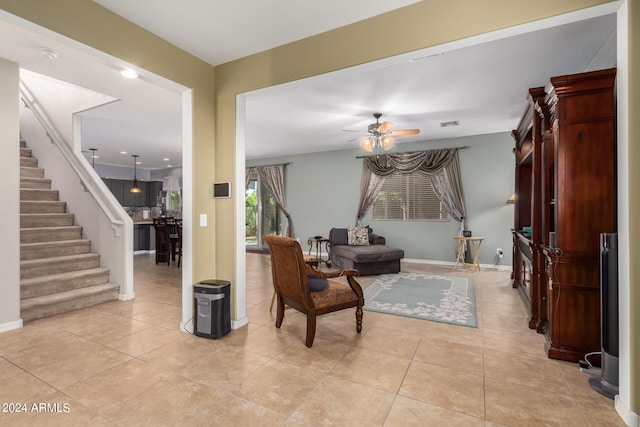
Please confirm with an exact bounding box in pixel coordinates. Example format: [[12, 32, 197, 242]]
[[19, 140, 119, 322]]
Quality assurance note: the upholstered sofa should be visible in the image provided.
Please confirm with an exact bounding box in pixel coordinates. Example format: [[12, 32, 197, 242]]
[[328, 227, 404, 275]]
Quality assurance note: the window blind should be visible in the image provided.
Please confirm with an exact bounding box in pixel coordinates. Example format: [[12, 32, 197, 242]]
[[372, 172, 448, 221]]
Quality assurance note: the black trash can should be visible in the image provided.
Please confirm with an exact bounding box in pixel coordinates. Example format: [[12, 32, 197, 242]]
[[193, 280, 231, 339]]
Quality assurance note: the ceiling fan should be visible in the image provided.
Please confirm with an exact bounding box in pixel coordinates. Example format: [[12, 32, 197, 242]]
[[343, 113, 420, 152]]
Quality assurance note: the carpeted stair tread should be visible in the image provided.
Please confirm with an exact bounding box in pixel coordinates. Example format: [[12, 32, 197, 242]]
[[20, 188, 59, 201], [21, 267, 110, 299], [21, 239, 91, 260], [20, 253, 100, 279], [20, 177, 52, 189], [20, 201, 66, 213], [19, 166, 45, 179], [20, 239, 90, 249], [22, 283, 119, 307], [20, 213, 75, 228], [20, 226, 82, 244], [21, 252, 99, 269], [20, 225, 80, 231], [20, 157, 38, 167], [21, 267, 109, 286], [20, 283, 120, 322]]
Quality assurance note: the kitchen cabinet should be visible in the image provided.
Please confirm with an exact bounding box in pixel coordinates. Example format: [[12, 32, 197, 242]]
[[147, 181, 164, 207], [103, 179, 163, 208], [133, 223, 155, 251], [103, 178, 125, 205]]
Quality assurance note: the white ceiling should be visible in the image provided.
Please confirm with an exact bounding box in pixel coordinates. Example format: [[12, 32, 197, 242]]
[[92, 0, 423, 66], [0, 3, 618, 167]]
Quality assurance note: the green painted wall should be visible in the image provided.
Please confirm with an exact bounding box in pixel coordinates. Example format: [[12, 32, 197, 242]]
[[248, 131, 514, 267]]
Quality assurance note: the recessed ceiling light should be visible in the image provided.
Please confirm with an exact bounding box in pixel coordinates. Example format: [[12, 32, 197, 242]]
[[120, 69, 138, 79], [120, 151, 128, 154], [40, 47, 59, 59], [163, 158, 170, 161], [136, 161, 141, 165], [91, 155, 99, 159], [440, 120, 460, 128], [166, 165, 173, 168]]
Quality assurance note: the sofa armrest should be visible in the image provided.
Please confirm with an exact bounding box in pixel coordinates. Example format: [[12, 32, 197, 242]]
[[369, 233, 386, 245]]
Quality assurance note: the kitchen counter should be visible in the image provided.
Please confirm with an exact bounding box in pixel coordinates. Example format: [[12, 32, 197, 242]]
[[131, 215, 153, 224], [133, 222, 155, 252]]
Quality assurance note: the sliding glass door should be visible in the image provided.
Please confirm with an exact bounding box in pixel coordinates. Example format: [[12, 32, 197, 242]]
[[245, 170, 281, 250]]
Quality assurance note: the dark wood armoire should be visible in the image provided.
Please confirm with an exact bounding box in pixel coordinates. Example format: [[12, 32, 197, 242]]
[[512, 68, 616, 362]]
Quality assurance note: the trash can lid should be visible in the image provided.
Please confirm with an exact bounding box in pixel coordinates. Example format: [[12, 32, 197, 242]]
[[194, 279, 230, 290]]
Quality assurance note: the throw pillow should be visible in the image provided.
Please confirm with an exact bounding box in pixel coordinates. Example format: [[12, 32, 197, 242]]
[[347, 226, 369, 246], [330, 228, 349, 246], [307, 275, 329, 292]]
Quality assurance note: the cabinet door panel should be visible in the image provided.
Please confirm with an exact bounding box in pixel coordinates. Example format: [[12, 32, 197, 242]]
[[110, 179, 125, 205]]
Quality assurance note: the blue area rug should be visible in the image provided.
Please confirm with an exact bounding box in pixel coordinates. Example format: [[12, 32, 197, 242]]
[[363, 272, 477, 328]]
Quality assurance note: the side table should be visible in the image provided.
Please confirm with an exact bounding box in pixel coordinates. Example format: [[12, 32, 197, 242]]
[[307, 236, 331, 268], [454, 236, 485, 272]]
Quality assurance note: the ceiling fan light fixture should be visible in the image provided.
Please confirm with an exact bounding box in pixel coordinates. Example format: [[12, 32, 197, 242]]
[[382, 136, 394, 151], [348, 113, 418, 154], [360, 138, 373, 152]]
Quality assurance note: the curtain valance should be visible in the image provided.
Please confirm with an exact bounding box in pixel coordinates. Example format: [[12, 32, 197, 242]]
[[364, 148, 458, 177], [357, 148, 468, 237]]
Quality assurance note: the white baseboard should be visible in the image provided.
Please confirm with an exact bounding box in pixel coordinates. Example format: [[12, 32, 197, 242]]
[[180, 319, 194, 334], [0, 318, 23, 333], [133, 250, 155, 255], [402, 258, 512, 272], [232, 316, 248, 329], [119, 291, 135, 301], [615, 395, 639, 427]]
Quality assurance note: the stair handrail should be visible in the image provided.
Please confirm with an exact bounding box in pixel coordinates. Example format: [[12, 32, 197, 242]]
[[19, 80, 125, 236]]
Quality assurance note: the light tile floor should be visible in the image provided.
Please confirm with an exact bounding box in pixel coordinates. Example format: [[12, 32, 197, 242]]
[[0, 253, 625, 426]]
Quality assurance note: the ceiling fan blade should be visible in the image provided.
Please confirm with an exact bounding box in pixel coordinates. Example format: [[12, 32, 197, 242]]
[[347, 135, 368, 143], [377, 121, 394, 133], [341, 129, 368, 133], [390, 129, 420, 136]]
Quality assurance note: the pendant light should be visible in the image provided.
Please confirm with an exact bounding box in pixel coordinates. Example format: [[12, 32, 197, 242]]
[[130, 154, 141, 193], [89, 148, 98, 168]]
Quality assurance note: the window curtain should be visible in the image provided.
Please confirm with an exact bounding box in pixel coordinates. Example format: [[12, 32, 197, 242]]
[[256, 164, 294, 237], [361, 148, 468, 232], [245, 166, 254, 189], [429, 154, 468, 233], [356, 164, 385, 225]]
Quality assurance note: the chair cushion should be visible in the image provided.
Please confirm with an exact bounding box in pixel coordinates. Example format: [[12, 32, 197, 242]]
[[311, 281, 358, 309], [307, 275, 329, 292], [331, 244, 404, 263]]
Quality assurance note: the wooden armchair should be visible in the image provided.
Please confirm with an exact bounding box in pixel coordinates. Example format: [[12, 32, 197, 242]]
[[264, 234, 364, 347]]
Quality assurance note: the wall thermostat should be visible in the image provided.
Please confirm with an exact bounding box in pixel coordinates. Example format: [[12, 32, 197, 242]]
[[213, 182, 231, 198]]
